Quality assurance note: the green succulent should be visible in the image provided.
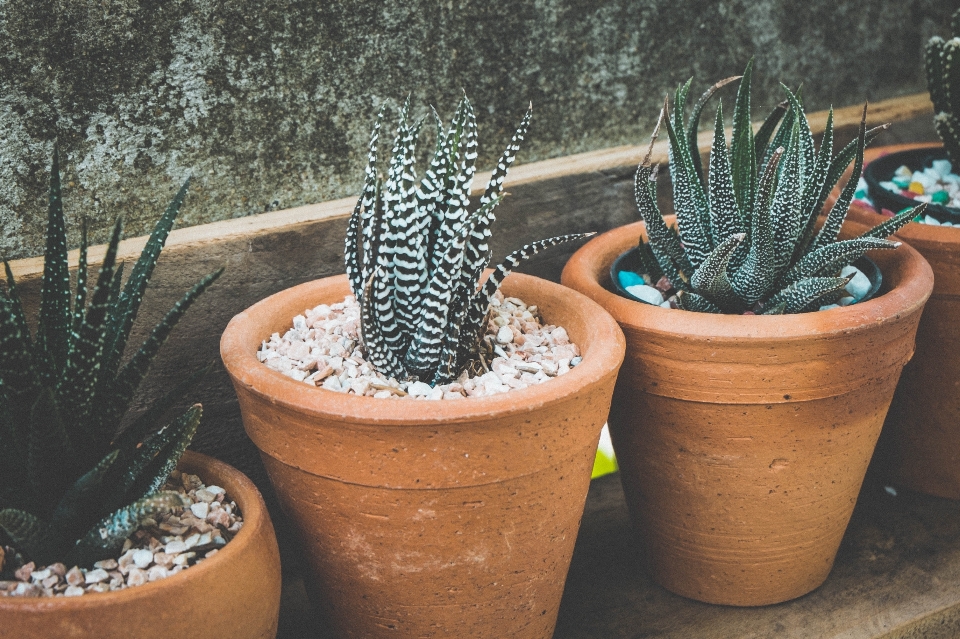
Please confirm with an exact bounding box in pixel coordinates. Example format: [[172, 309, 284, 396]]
[[0, 147, 223, 567], [926, 8, 960, 168], [631, 61, 923, 315], [345, 95, 590, 385]]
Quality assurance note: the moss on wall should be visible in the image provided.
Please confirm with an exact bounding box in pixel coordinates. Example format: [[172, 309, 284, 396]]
[[1, 0, 957, 258]]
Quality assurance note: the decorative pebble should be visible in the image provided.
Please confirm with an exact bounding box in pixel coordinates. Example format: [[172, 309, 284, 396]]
[[258, 291, 581, 399], [618, 270, 646, 289], [840, 265, 872, 301], [623, 284, 664, 306], [875, 162, 960, 221], [132, 549, 153, 569], [84, 569, 109, 584]]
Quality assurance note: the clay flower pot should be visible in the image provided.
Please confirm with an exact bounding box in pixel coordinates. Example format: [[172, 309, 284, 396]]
[[0, 450, 282, 639], [561, 221, 933, 606], [830, 142, 960, 499], [220, 273, 624, 639]]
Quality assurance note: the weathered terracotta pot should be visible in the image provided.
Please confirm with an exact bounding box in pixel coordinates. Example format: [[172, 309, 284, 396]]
[[561, 221, 933, 606], [0, 450, 282, 639], [220, 273, 625, 639], [830, 142, 960, 499]]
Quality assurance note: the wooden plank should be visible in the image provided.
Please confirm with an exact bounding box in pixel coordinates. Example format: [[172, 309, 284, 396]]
[[7, 92, 933, 282]]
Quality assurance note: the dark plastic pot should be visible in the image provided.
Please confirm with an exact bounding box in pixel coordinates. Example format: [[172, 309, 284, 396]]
[[863, 146, 960, 221]]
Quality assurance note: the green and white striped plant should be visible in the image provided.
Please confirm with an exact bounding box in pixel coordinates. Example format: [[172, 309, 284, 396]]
[[632, 61, 923, 315], [345, 96, 589, 385], [926, 8, 960, 167], [0, 148, 223, 567]]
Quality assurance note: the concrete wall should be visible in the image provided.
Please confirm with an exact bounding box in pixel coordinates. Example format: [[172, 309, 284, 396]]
[[1, 0, 957, 259]]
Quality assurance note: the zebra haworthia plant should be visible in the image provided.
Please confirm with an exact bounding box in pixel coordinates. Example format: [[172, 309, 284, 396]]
[[0, 148, 223, 567], [631, 61, 924, 315], [926, 8, 960, 167], [345, 96, 589, 385]]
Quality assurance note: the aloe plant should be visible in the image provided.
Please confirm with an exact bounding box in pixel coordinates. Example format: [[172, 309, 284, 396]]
[[345, 96, 589, 385], [0, 147, 223, 567], [926, 8, 960, 167], [631, 61, 923, 314]]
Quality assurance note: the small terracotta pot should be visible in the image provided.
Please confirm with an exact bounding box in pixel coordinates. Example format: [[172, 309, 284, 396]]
[[220, 273, 625, 639], [0, 450, 282, 639], [561, 221, 933, 606], [830, 143, 960, 499]]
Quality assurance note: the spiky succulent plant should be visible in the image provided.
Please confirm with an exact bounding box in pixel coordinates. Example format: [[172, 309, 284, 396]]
[[926, 8, 960, 167], [632, 61, 923, 315], [345, 96, 589, 385], [0, 148, 223, 567]]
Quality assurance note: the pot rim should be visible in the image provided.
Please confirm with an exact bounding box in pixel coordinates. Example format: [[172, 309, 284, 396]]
[[0, 450, 269, 611], [561, 220, 933, 342], [220, 272, 626, 426]]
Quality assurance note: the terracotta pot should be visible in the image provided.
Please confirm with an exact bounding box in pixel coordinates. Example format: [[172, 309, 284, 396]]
[[829, 142, 960, 499], [220, 273, 624, 639], [561, 221, 933, 606], [0, 450, 282, 639]]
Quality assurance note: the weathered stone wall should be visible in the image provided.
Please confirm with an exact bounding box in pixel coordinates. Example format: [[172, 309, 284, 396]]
[[1, 0, 957, 259]]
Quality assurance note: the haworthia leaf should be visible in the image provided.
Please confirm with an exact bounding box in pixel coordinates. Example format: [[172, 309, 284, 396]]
[[811, 105, 867, 253], [687, 75, 741, 184], [730, 59, 757, 222], [0, 508, 43, 553], [944, 38, 960, 118], [106, 179, 190, 377], [690, 233, 745, 311], [755, 100, 788, 162], [926, 36, 948, 115], [131, 405, 203, 500], [634, 164, 691, 290], [858, 205, 922, 240], [37, 143, 71, 369], [107, 268, 224, 428], [665, 111, 712, 267], [764, 276, 851, 314], [676, 290, 723, 313], [769, 115, 803, 276], [935, 112, 960, 164], [784, 237, 899, 284], [71, 492, 185, 566], [707, 101, 745, 249]]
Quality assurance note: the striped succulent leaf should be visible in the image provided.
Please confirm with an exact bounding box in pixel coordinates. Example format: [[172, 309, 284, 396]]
[[632, 63, 919, 314], [0, 150, 218, 567], [924, 12, 960, 165], [345, 97, 588, 385]]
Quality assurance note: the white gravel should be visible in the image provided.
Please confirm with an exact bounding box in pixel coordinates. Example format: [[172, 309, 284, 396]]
[[0, 471, 243, 598], [258, 291, 582, 399]]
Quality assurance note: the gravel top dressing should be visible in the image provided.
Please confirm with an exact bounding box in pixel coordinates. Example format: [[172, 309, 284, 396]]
[[0, 470, 243, 598], [258, 291, 582, 399]]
